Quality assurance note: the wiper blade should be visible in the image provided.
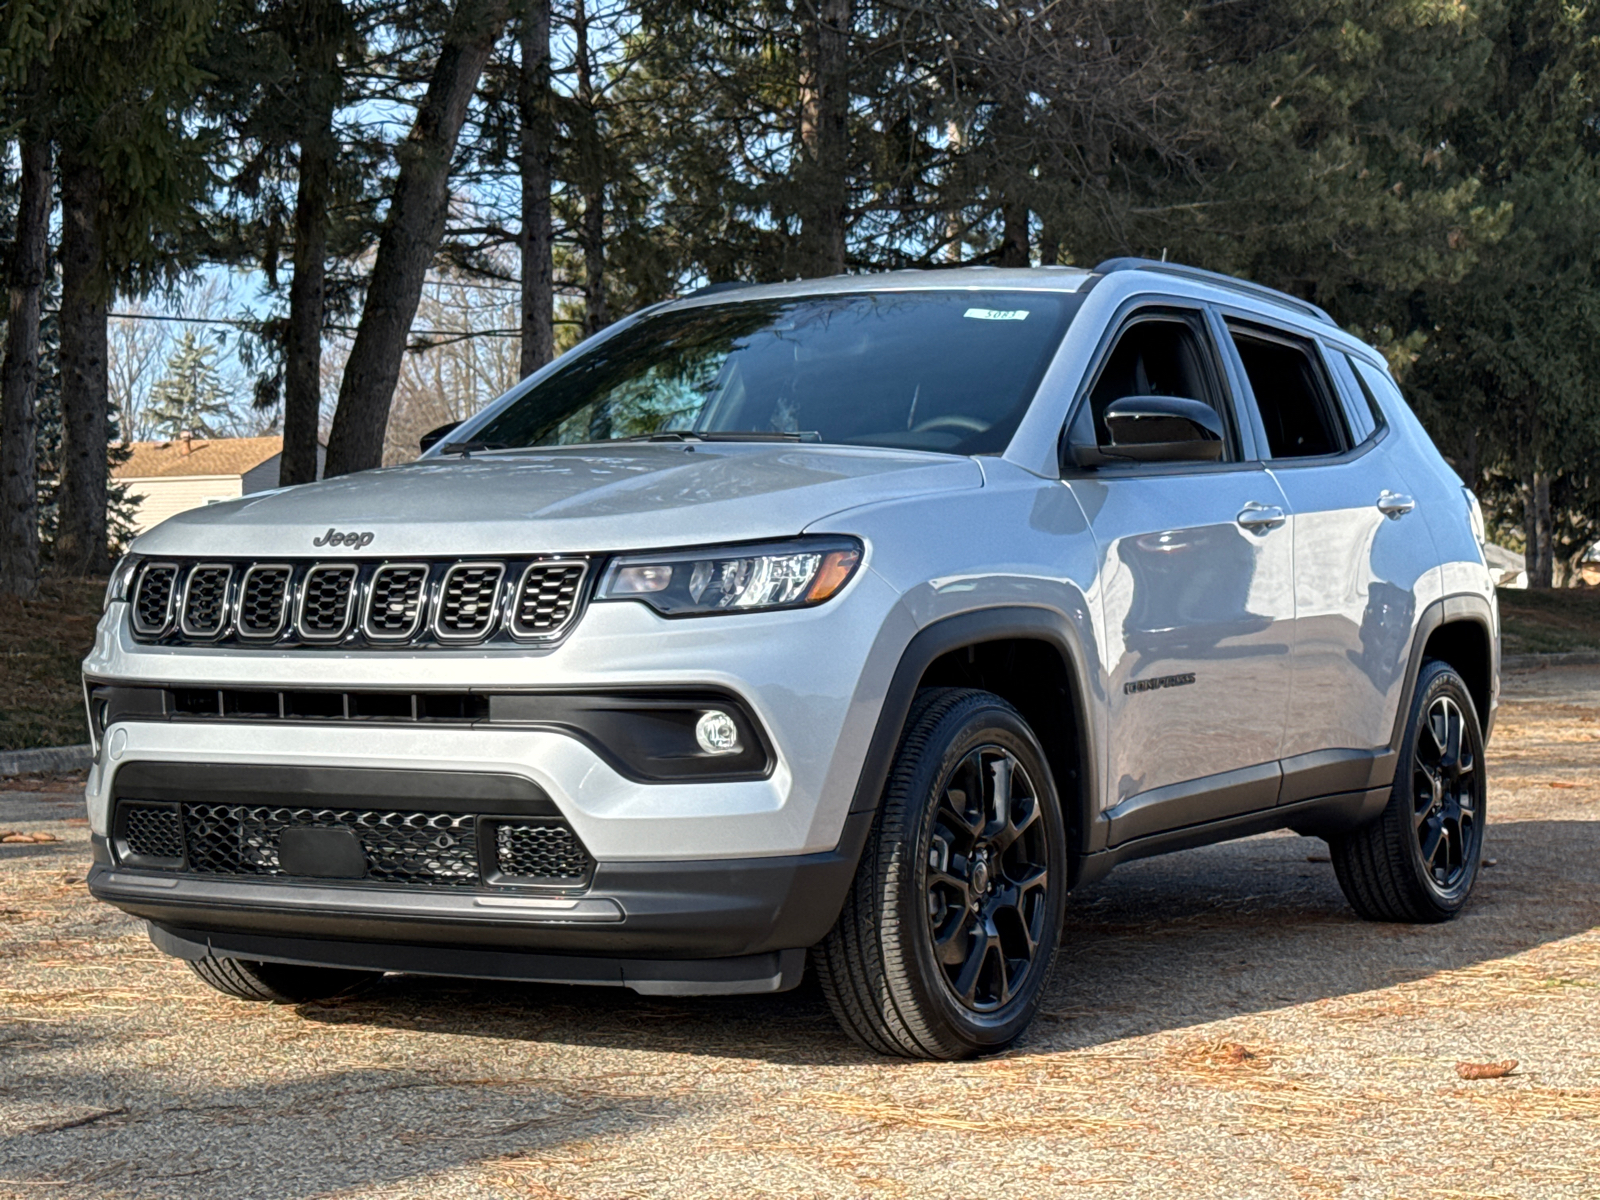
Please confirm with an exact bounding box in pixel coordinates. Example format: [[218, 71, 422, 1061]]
[[437, 440, 509, 456], [618, 431, 821, 444]]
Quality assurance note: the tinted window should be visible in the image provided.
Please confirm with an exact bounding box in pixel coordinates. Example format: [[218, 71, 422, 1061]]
[[1229, 326, 1347, 459], [1342, 353, 1389, 440], [1086, 315, 1233, 459], [467, 290, 1081, 456]]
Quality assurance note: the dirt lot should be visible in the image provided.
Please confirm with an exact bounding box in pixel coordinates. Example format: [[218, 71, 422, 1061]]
[[1, 667, 1597, 1199]]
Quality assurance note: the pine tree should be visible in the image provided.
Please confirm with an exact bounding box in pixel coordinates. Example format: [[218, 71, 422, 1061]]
[[148, 330, 233, 439]]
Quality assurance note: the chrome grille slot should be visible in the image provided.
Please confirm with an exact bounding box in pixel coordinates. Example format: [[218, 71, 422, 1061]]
[[364, 564, 429, 639], [511, 561, 587, 639], [132, 564, 178, 635], [180, 564, 233, 638], [297, 564, 358, 640], [434, 562, 505, 640], [236, 564, 291, 638]]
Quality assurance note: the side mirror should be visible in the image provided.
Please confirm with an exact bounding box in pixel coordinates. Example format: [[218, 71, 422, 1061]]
[[419, 421, 461, 453], [1100, 395, 1224, 463]]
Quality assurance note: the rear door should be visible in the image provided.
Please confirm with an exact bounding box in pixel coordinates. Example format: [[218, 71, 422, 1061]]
[[1220, 316, 1437, 802], [1064, 302, 1295, 844]]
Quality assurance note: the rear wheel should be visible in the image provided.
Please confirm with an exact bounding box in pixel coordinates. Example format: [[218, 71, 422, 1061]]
[[814, 688, 1067, 1059], [1331, 660, 1486, 923], [187, 954, 380, 1003]]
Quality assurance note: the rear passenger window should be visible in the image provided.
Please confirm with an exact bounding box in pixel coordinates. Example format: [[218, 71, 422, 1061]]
[[1087, 314, 1234, 460], [1228, 325, 1348, 459]]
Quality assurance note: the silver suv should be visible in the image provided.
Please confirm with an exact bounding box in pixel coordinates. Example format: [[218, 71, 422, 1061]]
[[83, 259, 1499, 1059]]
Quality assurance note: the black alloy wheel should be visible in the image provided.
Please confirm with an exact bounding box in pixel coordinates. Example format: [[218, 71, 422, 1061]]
[[1411, 693, 1479, 891], [925, 746, 1052, 1012], [1331, 659, 1487, 923], [814, 687, 1068, 1059]]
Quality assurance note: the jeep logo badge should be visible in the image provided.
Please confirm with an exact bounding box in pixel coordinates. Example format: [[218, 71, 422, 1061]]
[[313, 528, 375, 549]]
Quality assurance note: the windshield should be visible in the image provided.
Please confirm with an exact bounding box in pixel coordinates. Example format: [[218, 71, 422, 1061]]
[[464, 289, 1083, 456]]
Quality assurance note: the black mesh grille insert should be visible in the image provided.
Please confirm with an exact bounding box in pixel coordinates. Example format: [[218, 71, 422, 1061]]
[[511, 563, 586, 638], [182, 804, 479, 886], [180, 565, 233, 637], [132, 565, 177, 635], [494, 822, 594, 882], [366, 565, 428, 638], [238, 566, 291, 637], [121, 803, 184, 861], [298, 565, 357, 638], [436, 563, 504, 639]]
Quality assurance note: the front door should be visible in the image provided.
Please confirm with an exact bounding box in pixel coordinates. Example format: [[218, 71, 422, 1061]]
[[1065, 305, 1296, 845]]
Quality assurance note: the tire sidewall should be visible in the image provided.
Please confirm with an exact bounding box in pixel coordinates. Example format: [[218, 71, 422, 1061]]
[[1395, 661, 1487, 913], [886, 697, 1067, 1053]]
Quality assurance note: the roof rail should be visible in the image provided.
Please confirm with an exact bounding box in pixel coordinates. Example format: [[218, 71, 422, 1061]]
[[687, 280, 754, 298], [1093, 258, 1334, 326]]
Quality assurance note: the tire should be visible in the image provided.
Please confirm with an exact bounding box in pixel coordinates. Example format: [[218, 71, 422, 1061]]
[[814, 687, 1068, 1059], [1331, 659, 1487, 923], [187, 954, 381, 1003]]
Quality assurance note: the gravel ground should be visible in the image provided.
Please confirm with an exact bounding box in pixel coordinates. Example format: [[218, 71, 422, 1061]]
[[2, 667, 1598, 1199]]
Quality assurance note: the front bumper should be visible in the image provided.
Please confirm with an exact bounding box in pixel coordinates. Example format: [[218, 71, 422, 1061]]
[[91, 807, 870, 993]]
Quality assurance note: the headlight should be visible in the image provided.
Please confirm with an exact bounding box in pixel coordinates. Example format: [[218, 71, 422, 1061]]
[[1464, 488, 1486, 549], [596, 538, 862, 616], [104, 554, 140, 611]]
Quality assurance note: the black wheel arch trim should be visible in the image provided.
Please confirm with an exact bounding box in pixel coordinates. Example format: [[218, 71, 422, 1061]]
[[845, 605, 1101, 883], [1390, 592, 1498, 750]]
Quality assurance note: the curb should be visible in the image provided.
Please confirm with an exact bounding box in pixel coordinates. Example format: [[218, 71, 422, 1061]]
[[1503, 651, 1600, 670], [0, 744, 93, 777]]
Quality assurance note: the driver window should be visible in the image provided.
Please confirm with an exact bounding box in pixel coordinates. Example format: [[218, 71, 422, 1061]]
[[1086, 315, 1232, 460]]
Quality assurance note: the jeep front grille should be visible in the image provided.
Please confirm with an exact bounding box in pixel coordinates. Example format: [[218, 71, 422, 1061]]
[[436, 563, 505, 639], [123, 556, 590, 648], [512, 562, 587, 637], [298, 564, 358, 639], [238, 565, 292, 637], [111, 799, 596, 889], [180, 565, 233, 638], [365, 564, 428, 639], [132, 564, 178, 635]]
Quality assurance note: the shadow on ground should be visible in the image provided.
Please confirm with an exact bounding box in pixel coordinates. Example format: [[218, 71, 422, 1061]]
[[297, 816, 1600, 1063]]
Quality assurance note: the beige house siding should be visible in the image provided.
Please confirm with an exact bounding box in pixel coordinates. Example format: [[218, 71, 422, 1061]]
[[121, 475, 246, 534]]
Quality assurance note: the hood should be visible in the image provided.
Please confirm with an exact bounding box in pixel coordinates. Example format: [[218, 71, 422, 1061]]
[[131, 443, 984, 557]]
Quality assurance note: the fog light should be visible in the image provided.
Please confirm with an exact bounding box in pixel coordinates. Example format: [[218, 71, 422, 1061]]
[[695, 710, 741, 755]]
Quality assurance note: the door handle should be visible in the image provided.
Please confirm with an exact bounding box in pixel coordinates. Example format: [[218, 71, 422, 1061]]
[[1377, 491, 1416, 519], [1236, 502, 1287, 531]]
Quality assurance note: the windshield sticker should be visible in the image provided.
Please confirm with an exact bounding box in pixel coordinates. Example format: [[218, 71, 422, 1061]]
[[963, 307, 1029, 321]]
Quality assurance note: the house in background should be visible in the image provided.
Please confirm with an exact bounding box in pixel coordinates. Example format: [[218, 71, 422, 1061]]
[[114, 432, 325, 535]]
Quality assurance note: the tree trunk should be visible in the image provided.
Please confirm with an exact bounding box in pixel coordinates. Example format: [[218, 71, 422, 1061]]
[[0, 135, 50, 598], [324, 0, 511, 478], [55, 149, 111, 578], [518, 0, 555, 375], [571, 0, 608, 339], [1037, 227, 1060, 267], [1533, 470, 1553, 588], [280, 0, 341, 487], [281, 143, 328, 486], [797, 0, 852, 276], [999, 201, 1029, 266]]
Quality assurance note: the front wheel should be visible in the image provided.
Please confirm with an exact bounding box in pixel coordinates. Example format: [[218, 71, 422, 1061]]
[[814, 688, 1068, 1059], [1331, 659, 1487, 923]]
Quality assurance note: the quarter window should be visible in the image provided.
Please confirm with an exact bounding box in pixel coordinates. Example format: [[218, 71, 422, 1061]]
[[1228, 325, 1348, 459]]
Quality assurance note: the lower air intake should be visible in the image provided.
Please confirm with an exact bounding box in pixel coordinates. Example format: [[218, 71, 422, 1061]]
[[182, 804, 480, 887], [494, 822, 594, 883]]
